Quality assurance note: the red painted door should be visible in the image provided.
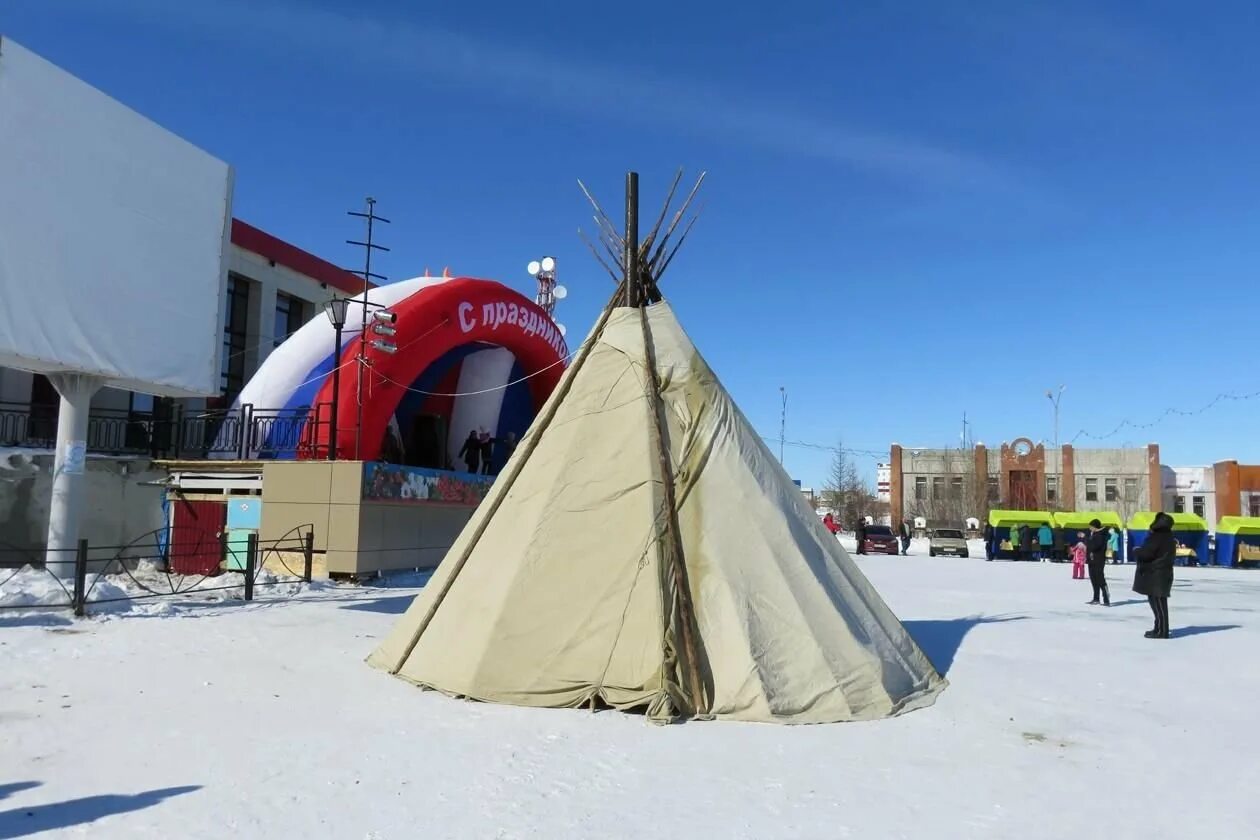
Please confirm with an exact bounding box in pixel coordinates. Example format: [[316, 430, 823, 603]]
[[1010, 470, 1038, 510], [170, 499, 226, 576]]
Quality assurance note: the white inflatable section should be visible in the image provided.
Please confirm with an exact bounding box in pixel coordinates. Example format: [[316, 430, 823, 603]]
[[232, 277, 443, 413], [446, 347, 515, 470], [213, 277, 444, 459]]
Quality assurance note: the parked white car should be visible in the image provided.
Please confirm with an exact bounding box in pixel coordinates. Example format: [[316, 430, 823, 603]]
[[929, 528, 969, 558]]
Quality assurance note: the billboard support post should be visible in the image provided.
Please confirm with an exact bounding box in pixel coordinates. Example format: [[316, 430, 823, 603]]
[[44, 373, 102, 578]]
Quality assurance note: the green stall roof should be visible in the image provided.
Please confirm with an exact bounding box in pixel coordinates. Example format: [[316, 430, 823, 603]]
[[1053, 511, 1124, 531], [1127, 511, 1209, 532], [1218, 516, 1260, 536], [988, 509, 1054, 527]]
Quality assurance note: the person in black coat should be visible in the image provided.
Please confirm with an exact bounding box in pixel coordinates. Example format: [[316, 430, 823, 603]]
[[1086, 520, 1111, 606], [458, 430, 481, 474], [1133, 512, 1175, 638], [1018, 524, 1034, 562], [897, 520, 911, 556], [983, 523, 995, 561], [855, 517, 867, 555]]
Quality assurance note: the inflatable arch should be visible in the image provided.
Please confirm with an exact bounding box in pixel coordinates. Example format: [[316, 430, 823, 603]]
[[221, 277, 568, 467]]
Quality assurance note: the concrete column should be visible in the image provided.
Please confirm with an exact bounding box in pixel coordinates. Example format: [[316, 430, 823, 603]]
[[44, 373, 103, 577], [1214, 461, 1240, 518], [890, 444, 904, 526], [1062, 445, 1076, 512]]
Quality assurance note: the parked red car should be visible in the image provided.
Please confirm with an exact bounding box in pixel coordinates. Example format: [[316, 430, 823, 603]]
[[862, 525, 900, 555]]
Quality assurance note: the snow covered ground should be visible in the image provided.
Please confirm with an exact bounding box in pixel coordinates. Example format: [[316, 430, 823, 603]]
[[4, 547, 1259, 839]]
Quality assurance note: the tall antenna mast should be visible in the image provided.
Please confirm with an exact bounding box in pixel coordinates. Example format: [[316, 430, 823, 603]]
[[346, 197, 391, 461]]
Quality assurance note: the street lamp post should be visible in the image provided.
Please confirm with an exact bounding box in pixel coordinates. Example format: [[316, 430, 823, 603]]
[[1046, 384, 1065, 507], [325, 298, 349, 461], [779, 387, 787, 465]]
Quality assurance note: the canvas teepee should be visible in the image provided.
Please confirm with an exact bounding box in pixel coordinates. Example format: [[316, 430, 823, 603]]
[[368, 172, 946, 723]]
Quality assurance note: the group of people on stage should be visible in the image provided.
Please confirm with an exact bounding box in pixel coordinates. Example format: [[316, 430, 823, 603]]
[[457, 429, 518, 476]]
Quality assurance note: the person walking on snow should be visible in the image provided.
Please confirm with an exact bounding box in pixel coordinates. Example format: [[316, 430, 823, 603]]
[[1070, 532, 1088, 580], [1108, 527, 1122, 564], [1132, 512, 1176, 639], [855, 517, 867, 555], [983, 522, 995, 561], [1086, 520, 1111, 606], [898, 520, 911, 556], [1037, 523, 1054, 562], [1019, 524, 1034, 562]]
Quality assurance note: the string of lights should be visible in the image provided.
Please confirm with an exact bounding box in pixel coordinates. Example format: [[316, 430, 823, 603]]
[[1068, 388, 1260, 443]]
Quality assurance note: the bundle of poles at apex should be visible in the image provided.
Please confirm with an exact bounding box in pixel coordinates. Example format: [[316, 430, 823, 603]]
[[577, 169, 705, 308]]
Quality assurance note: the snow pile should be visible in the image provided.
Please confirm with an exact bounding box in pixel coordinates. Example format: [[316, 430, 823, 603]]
[[0, 560, 330, 618], [0, 565, 75, 609]]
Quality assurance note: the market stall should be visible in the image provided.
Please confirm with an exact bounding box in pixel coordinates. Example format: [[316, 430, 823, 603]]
[[1053, 511, 1125, 563], [1216, 516, 1260, 568], [1127, 512, 1209, 567], [987, 509, 1054, 560]]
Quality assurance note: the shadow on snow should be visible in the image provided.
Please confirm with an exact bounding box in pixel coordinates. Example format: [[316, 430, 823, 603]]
[[903, 615, 1029, 676], [0, 785, 199, 839]]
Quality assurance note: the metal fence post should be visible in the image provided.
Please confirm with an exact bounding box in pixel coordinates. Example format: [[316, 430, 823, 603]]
[[244, 532, 257, 602], [73, 539, 88, 617], [303, 530, 314, 583]]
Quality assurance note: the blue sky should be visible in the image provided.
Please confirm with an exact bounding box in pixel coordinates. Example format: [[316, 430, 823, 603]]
[[7, 0, 1260, 486]]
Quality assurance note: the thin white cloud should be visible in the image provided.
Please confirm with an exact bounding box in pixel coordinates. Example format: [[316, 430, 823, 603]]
[[33, 0, 1020, 190]]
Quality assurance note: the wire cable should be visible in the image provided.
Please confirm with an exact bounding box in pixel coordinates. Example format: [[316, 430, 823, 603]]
[[1069, 388, 1260, 443]]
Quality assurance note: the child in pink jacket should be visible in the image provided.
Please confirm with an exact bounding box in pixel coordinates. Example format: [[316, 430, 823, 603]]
[[1070, 532, 1087, 579]]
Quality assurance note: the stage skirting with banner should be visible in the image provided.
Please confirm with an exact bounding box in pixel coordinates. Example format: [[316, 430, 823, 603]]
[[362, 462, 494, 506]]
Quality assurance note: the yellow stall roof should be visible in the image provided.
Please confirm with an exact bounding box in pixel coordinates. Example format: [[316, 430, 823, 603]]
[[1127, 511, 1209, 532], [1218, 516, 1260, 536], [1053, 511, 1124, 531], [988, 509, 1054, 527]]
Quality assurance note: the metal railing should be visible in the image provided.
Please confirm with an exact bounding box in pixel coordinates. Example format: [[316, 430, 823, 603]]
[[0, 527, 316, 618], [0, 401, 326, 460]]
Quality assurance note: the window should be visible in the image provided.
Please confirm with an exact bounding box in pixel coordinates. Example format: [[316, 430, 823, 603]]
[[1104, 478, 1118, 502], [1173, 496, 1185, 514], [987, 476, 999, 501], [1250, 496, 1260, 517], [932, 476, 945, 499], [221, 274, 250, 400], [915, 477, 927, 501], [1124, 478, 1138, 502], [1085, 478, 1098, 502], [1192, 496, 1205, 518], [274, 293, 306, 348], [1046, 476, 1058, 504], [950, 476, 963, 500]]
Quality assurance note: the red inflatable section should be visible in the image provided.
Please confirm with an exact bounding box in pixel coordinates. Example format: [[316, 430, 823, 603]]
[[302, 278, 568, 461]]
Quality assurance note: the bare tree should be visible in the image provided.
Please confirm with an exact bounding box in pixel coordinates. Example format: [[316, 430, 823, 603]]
[[904, 449, 991, 529], [821, 442, 882, 528]]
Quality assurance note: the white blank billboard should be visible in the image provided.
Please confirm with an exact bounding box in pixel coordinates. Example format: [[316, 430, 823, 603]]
[[0, 36, 232, 397]]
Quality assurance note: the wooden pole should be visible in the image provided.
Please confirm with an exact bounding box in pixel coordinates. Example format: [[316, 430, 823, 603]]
[[638, 305, 707, 717], [624, 172, 640, 308]]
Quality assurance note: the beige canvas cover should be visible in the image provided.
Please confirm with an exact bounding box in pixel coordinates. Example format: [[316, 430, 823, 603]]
[[368, 303, 945, 723]]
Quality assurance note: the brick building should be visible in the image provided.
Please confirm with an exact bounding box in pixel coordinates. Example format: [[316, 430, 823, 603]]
[[1213, 461, 1260, 519], [889, 439, 1162, 527]]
